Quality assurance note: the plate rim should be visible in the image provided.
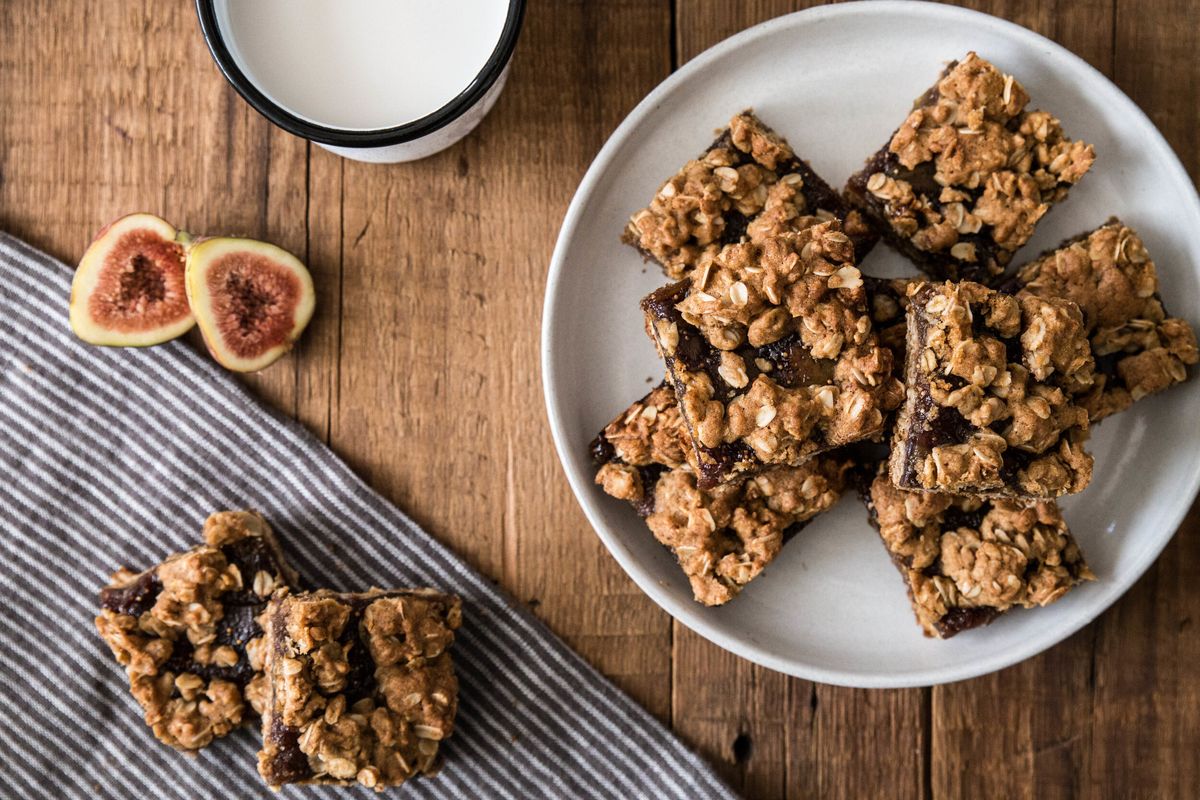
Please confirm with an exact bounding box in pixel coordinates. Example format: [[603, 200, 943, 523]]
[[541, 0, 1200, 688]]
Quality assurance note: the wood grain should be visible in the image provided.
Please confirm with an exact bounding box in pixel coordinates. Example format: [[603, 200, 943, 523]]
[[1086, 2, 1200, 796], [1, 1, 1197, 798], [302, 0, 678, 721]]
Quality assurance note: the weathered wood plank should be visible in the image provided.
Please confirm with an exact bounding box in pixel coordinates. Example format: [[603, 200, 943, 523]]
[[311, 0, 677, 720], [1084, 3, 1200, 795]]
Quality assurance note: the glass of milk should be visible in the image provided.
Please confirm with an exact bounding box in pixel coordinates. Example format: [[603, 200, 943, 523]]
[[196, 0, 525, 163]]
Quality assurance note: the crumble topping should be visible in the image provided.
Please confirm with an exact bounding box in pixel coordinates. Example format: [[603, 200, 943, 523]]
[[94, 510, 296, 750], [592, 386, 851, 605], [1013, 219, 1199, 419], [889, 281, 1094, 498], [643, 224, 903, 487], [845, 52, 1095, 281], [258, 590, 461, 791], [593, 383, 688, 473], [646, 459, 850, 605], [623, 110, 874, 279], [866, 468, 1094, 638]]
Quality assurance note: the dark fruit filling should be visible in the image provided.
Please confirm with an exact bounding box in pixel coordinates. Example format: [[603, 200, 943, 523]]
[[100, 535, 287, 687], [847, 147, 1001, 284], [643, 281, 837, 488]]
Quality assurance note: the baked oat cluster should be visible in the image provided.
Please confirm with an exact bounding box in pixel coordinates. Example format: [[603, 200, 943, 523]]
[[598, 72, 1194, 637], [1012, 218, 1199, 420], [643, 222, 903, 487], [846, 52, 1095, 282], [865, 468, 1094, 637], [624, 110, 874, 279], [593, 385, 851, 605], [95, 511, 296, 750], [95, 511, 462, 791], [258, 590, 461, 790], [889, 280, 1095, 499]]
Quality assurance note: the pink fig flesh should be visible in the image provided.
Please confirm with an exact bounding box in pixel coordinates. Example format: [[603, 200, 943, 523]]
[[69, 213, 194, 346], [186, 237, 316, 373]]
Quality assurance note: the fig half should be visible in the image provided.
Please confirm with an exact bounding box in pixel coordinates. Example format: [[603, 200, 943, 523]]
[[69, 213, 195, 346], [185, 237, 316, 373]]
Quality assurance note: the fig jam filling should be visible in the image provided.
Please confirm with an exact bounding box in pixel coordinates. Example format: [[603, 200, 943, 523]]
[[99, 535, 285, 687], [846, 147, 999, 284], [643, 281, 836, 487]]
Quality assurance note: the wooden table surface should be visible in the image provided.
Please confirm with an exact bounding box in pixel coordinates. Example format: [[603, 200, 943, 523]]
[[3, 1, 1197, 797]]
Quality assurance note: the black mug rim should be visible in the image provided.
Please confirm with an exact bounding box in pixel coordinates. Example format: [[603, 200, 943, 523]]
[[194, 0, 527, 148]]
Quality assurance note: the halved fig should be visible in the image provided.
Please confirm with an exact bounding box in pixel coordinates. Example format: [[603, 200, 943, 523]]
[[185, 237, 316, 373], [69, 213, 195, 346]]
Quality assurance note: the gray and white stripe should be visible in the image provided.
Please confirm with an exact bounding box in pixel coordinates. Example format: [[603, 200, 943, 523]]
[[0, 233, 736, 800]]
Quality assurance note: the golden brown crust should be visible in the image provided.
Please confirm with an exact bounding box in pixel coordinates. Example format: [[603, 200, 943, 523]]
[[258, 589, 462, 791], [623, 110, 873, 279], [643, 224, 903, 487], [867, 469, 1094, 637], [846, 52, 1095, 281], [1014, 219, 1198, 419], [94, 510, 293, 751], [889, 281, 1094, 498]]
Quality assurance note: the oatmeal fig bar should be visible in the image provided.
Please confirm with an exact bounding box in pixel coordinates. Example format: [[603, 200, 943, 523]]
[[624, 109, 875, 280], [592, 384, 852, 605], [890, 280, 1095, 499], [643, 223, 903, 489], [258, 589, 462, 791], [845, 52, 1095, 283], [863, 466, 1094, 638], [94, 510, 298, 750], [1009, 218, 1199, 420]]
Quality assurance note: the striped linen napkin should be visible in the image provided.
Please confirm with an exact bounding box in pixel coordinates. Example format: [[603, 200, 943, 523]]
[[0, 232, 736, 800]]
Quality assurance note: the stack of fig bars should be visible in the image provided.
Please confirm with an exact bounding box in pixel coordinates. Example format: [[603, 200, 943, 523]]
[[95, 511, 462, 790], [592, 52, 1199, 637]]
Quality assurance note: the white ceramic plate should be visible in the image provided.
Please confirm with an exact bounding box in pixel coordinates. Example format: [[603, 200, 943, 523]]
[[541, 1, 1200, 687]]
